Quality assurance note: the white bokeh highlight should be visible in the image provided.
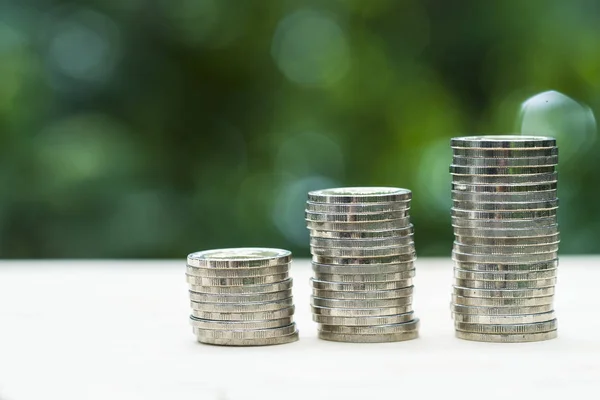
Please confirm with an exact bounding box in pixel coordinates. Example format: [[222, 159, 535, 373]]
[[518, 90, 597, 162]]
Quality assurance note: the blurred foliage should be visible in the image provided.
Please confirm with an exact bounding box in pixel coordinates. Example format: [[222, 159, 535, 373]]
[[1, 0, 599, 258]]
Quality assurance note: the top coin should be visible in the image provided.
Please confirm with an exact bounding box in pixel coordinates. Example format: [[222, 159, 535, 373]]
[[187, 248, 292, 268], [308, 187, 412, 203], [452, 147, 558, 158], [451, 135, 556, 149]]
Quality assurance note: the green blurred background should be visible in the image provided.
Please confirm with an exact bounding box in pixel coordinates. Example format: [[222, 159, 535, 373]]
[[1, 0, 599, 259]]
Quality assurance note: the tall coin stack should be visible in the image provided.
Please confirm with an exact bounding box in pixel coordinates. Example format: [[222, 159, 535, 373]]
[[449, 135, 559, 343], [306, 187, 420, 343], [186, 248, 299, 346]]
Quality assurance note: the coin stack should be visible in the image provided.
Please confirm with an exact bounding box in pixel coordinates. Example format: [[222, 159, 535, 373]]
[[186, 248, 299, 346], [305, 187, 420, 343], [449, 135, 559, 343]]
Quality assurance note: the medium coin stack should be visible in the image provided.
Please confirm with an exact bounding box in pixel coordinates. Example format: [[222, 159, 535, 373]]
[[450, 135, 559, 343], [186, 248, 299, 346], [306, 187, 420, 343]]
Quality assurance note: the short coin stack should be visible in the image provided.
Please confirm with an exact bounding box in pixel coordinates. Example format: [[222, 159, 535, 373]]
[[449, 135, 559, 343], [186, 248, 299, 346], [306, 187, 420, 343]]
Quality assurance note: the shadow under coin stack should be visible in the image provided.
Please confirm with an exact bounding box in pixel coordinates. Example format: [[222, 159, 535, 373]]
[[186, 248, 299, 346], [450, 135, 559, 343], [306, 187, 420, 343]]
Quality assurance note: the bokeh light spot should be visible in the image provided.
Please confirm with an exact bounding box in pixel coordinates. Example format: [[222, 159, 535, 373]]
[[272, 176, 339, 247], [34, 113, 137, 187], [46, 8, 120, 83], [518, 90, 597, 162], [271, 9, 350, 87]]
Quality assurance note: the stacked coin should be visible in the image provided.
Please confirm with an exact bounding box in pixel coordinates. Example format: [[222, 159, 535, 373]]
[[449, 135, 559, 343], [305, 187, 420, 343], [186, 248, 299, 346]]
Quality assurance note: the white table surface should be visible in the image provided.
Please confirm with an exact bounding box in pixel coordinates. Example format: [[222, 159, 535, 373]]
[[0, 257, 598, 400]]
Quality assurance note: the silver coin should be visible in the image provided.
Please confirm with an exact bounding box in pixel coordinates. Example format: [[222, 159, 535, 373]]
[[310, 244, 415, 258], [305, 210, 409, 222], [450, 165, 555, 175], [194, 323, 297, 339], [310, 278, 414, 291], [310, 235, 415, 248], [455, 234, 560, 246], [318, 330, 418, 343], [312, 312, 414, 326], [454, 268, 557, 281], [451, 190, 558, 203], [451, 217, 557, 229], [310, 296, 412, 309], [451, 208, 557, 220], [308, 187, 411, 203], [189, 278, 293, 295], [306, 201, 410, 214], [451, 172, 558, 185], [453, 243, 559, 255], [452, 251, 558, 264], [451, 182, 557, 193], [311, 262, 415, 275], [311, 305, 412, 317], [190, 297, 294, 313], [187, 248, 291, 268], [197, 331, 299, 346], [450, 303, 554, 315], [451, 294, 554, 307], [309, 225, 414, 239], [455, 319, 557, 334], [312, 286, 414, 300], [191, 306, 295, 321], [452, 155, 558, 167], [306, 218, 411, 232], [189, 289, 293, 303], [452, 226, 559, 238], [185, 263, 290, 278], [315, 272, 415, 283], [319, 319, 419, 334], [455, 330, 557, 343], [189, 316, 293, 330], [313, 254, 416, 265], [452, 147, 558, 158], [450, 135, 556, 149], [452, 198, 558, 212], [185, 273, 290, 287], [453, 278, 556, 289], [453, 260, 558, 272], [452, 311, 556, 324], [452, 286, 555, 298]]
